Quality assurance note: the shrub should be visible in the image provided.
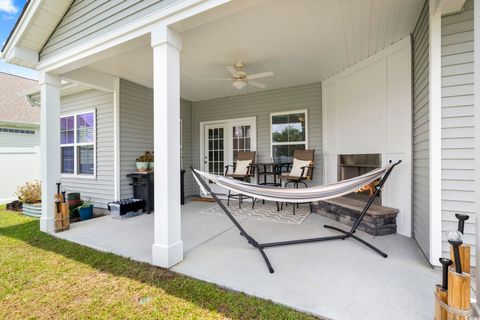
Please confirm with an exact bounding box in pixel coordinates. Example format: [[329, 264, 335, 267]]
[[16, 180, 41, 204]]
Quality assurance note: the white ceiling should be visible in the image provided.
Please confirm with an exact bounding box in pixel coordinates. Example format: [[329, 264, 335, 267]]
[[89, 0, 425, 102]]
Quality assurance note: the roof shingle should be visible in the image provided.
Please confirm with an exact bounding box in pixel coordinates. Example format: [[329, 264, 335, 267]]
[[0, 72, 39, 125]]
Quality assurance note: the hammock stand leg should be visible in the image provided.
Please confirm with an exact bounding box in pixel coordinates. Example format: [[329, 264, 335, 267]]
[[259, 160, 401, 259], [192, 169, 275, 273]]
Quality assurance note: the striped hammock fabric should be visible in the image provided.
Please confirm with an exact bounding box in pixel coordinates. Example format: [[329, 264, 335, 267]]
[[192, 165, 391, 203]]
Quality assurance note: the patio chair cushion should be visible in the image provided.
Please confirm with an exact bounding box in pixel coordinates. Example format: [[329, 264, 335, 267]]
[[289, 159, 312, 177], [235, 160, 251, 175]]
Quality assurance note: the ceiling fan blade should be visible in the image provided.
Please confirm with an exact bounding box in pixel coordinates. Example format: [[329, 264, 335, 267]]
[[226, 66, 237, 77], [204, 78, 232, 81], [246, 71, 274, 80], [248, 81, 266, 89]]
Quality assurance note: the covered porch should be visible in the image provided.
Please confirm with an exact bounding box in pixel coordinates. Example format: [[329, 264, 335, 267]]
[[56, 200, 438, 320]]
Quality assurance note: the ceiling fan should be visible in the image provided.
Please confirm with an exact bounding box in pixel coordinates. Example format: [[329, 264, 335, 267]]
[[206, 62, 274, 90]]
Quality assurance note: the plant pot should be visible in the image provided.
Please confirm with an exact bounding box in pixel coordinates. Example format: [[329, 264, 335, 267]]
[[149, 162, 154, 171], [22, 202, 42, 218], [136, 162, 149, 172], [79, 206, 94, 221]]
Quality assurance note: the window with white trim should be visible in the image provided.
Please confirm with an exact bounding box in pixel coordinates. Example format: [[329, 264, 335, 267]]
[[60, 111, 95, 176], [271, 110, 307, 163]]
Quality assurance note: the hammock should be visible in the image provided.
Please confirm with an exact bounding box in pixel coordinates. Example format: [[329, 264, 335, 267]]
[[192, 165, 389, 203], [191, 160, 401, 273]]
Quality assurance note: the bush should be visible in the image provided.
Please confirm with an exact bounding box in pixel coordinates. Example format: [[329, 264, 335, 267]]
[[16, 180, 41, 204]]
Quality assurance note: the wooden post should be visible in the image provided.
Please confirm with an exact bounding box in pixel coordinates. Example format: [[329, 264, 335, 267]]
[[450, 245, 470, 274], [447, 269, 470, 320], [434, 285, 448, 320]]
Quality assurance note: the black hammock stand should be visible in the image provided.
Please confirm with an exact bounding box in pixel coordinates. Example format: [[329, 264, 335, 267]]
[[191, 160, 401, 273]]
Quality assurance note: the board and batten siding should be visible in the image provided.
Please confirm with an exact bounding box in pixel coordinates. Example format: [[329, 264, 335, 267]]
[[412, 1, 430, 259], [119, 80, 153, 199], [441, 0, 475, 265], [0, 127, 39, 148], [192, 83, 322, 194], [40, 0, 179, 60], [60, 89, 115, 209], [118, 79, 194, 199]]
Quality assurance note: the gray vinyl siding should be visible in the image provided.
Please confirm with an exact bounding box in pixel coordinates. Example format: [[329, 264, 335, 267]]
[[60, 89, 115, 209], [0, 127, 39, 147], [441, 0, 475, 265], [412, 2, 430, 259], [118, 80, 194, 199], [192, 83, 322, 194], [40, 0, 179, 60], [119, 79, 153, 199], [181, 99, 194, 197]]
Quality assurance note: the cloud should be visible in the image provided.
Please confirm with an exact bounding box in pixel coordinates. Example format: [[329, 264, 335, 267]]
[[2, 14, 15, 20], [0, 0, 18, 14]]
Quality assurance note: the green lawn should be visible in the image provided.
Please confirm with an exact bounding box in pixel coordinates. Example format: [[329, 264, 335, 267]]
[[0, 207, 318, 320]]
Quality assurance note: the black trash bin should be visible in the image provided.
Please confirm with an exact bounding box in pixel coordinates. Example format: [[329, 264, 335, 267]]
[[127, 172, 154, 214]]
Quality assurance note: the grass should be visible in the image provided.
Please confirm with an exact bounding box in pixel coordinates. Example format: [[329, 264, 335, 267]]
[[0, 206, 318, 320]]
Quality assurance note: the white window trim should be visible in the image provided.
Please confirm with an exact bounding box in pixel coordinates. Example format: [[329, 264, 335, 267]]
[[60, 109, 96, 179], [270, 109, 309, 159]]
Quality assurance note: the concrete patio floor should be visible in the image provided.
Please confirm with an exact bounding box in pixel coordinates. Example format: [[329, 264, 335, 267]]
[[56, 201, 441, 320]]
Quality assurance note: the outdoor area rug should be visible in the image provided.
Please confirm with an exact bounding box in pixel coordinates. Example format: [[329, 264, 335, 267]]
[[201, 201, 311, 225]]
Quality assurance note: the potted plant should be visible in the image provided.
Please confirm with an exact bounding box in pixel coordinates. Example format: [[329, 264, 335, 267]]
[[149, 151, 154, 171], [74, 200, 94, 221], [15, 180, 42, 217], [136, 151, 153, 172]]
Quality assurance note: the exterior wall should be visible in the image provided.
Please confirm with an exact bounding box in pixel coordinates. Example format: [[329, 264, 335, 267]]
[[40, 0, 178, 60], [192, 83, 323, 194], [60, 89, 115, 209], [412, 2, 430, 258], [0, 126, 40, 147], [441, 0, 475, 265], [118, 80, 194, 198], [119, 80, 153, 199], [181, 99, 194, 197]]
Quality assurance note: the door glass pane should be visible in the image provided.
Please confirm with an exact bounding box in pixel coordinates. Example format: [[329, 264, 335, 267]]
[[232, 125, 251, 161], [207, 126, 225, 175]]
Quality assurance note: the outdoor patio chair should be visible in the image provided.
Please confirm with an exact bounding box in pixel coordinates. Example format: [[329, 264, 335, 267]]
[[279, 149, 315, 214], [224, 151, 256, 208]]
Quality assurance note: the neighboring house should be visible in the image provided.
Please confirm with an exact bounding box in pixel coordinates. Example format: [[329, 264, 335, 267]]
[[0, 72, 40, 203], [0, 0, 479, 311]]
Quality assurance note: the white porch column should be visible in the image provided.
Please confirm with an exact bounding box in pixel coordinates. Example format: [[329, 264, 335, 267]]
[[474, 0, 480, 313], [151, 25, 183, 267], [39, 73, 61, 233]]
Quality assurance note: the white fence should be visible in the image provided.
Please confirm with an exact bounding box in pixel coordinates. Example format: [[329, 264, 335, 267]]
[[0, 147, 41, 204]]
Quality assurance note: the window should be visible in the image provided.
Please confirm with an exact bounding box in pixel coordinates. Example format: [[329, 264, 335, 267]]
[[271, 110, 307, 163], [60, 111, 95, 176], [232, 125, 251, 161], [0, 127, 36, 134]]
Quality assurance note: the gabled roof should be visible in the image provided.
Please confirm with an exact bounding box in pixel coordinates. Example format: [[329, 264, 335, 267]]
[[1, 0, 73, 67], [0, 72, 39, 126]]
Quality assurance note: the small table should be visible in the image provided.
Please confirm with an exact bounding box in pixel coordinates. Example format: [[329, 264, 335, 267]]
[[256, 162, 282, 186]]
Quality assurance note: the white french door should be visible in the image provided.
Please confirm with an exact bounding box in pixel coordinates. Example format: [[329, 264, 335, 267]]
[[201, 117, 256, 195]]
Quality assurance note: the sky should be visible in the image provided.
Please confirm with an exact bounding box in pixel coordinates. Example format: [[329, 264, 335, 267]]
[[0, 0, 38, 80]]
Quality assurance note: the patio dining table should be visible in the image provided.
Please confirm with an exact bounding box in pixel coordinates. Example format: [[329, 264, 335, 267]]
[[255, 162, 292, 187]]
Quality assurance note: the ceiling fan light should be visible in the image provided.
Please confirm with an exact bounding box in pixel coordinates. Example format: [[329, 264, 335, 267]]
[[232, 79, 247, 90]]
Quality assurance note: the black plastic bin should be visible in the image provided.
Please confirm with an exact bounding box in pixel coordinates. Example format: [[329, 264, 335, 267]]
[[127, 172, 154, 214]]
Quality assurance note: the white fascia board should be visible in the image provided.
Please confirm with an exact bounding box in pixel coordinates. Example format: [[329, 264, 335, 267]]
[[60, 68, 116, 92], [36, 0, 234, 74], [2, 0, 43, 64]]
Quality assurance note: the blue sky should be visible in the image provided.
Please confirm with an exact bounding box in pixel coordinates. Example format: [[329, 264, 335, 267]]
[[0, 0, 37, 79]]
